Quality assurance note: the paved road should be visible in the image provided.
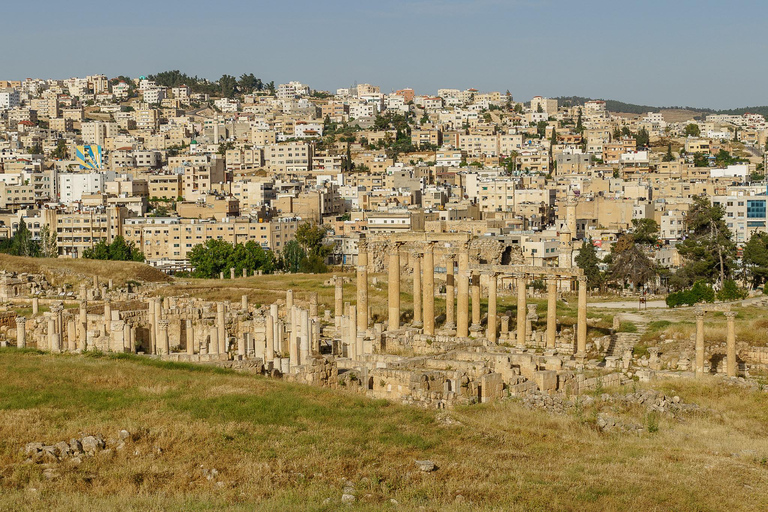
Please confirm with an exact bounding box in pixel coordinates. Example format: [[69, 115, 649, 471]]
[[589, 299, 668, 309]]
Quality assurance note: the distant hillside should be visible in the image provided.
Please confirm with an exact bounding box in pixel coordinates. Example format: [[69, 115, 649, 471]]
[[555, 96, 768, 119]]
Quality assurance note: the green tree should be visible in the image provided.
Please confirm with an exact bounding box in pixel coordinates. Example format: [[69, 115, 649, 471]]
[[281, 240, 306, 273], [575, 108, 584, 134], [631, 219, 659, 245], [550, 127, 558, 146], [83, 236, 144, 262], [662, 143, 675, 162], [11, 219, 38, 257], [743, 232, 768, 287], [536, 120, 548, 139], [693, 152, 710, 167], [52, 139, 69, 159], [636, 127, 650, 147], [673, 196, 735, 288], [684, 123, 701, 137], [608, 235, 656, 289], [575, 237, 602, 289]]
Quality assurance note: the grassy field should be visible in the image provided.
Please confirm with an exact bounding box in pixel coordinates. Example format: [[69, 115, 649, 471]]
[[0, 350, 767, 511], [0, 254, 170, 287]]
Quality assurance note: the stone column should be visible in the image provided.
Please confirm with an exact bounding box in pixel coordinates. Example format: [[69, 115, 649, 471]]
[[334, 276, 343, 329], [32, 297, 39, 315], [422, 243, 435, 335], [388, 245, 401, 331], [186, 319, 195, 355], [445, 257, 455, 331], [146, 299, 155, 354], [265, 313, 275, 362], [695, 308, 705, 377], [412, 254, 423, 328], [217, 302, 227, 355], [158, 319, 170, 356], [300, 309, 310, 365], [270, 304, 280, 354], [487, 273, 498, 342], [457, 246, 469, 337], [243, 268, 248, 278], [348, 305, 358, 360], [309, 292, 318, 318], [52, 304, 64, 350], [516, 274, 527, 347], [470, 272, 481, 333], [209, 326, 219, 355], [122, 323, 130, 352], [104, 299, 112, 334], [16, 317, 25, 349], [546, 278, 557, 349], [230, 267, 235, 280], [47, 315, 57, 352], [67, 320, 76, 352], [79, 300, 88, 352], [241, 294, 248, 311], [577, 276, 588, 355], [154, 298, 163, 351], [357, 238, 369, 333], [286, 290, 294, 311], [725, 311, 737, 377]]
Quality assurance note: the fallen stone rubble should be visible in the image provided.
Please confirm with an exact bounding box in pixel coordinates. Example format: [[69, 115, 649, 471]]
[[23, 430, 132, 464]]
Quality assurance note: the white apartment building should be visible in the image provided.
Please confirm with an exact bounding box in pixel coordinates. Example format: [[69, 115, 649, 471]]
[[59, 172, 114, 203], [0, 89, 20, 110]]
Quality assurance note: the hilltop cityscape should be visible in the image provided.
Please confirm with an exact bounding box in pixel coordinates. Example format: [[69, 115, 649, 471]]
[[1, 70, 768, 510], [1, 73, 767, 279]]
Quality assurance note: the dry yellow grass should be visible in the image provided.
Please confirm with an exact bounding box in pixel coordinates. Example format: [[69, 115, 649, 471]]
[[1, 350, 767, 511], [0, 254, 170, 287]]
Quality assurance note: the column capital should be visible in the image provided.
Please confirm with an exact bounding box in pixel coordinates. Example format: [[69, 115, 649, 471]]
[[157, 319, 169, 330], [724, 311, 737, 319], [15, 316, 26, 325], [546, 277, 558, 285], [577, 275, 587, 283], [694, 307, 704, 317]]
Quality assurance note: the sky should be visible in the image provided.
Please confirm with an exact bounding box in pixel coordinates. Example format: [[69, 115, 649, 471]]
[[2, 0, 767, 109]]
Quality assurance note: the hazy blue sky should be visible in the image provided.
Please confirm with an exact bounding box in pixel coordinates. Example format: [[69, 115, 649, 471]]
[[2, 0, 766, 109]]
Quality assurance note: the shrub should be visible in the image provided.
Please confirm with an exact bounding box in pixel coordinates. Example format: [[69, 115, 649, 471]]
[[716, 280, 748, 302], [666, 280, 715, 307]]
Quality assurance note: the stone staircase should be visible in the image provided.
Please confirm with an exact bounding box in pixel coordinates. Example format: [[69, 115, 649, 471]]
[[606, 321, 648, 357]]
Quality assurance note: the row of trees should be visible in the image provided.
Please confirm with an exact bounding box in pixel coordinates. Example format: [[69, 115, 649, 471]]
[[83, 236, 144, 262], [577, 195, 768, 306], [187, 223, 334, 278], [147, 70, 274, 98]]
